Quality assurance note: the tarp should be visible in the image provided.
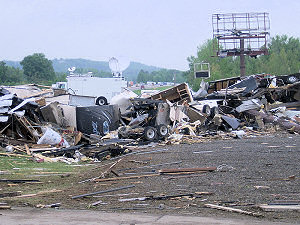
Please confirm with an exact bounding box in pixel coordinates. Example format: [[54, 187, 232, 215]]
[[76, 105, 120, 136]]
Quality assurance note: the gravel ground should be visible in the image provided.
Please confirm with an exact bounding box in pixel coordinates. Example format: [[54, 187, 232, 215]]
[[2, 132, 300, 224]]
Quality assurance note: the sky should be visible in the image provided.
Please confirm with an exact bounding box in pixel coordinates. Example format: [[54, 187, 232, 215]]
[[1, 0, 300, 70]]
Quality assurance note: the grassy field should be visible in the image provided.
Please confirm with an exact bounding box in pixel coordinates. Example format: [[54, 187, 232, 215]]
[[0, 155, 75, 177], [0, 152, 93, 207], [133, 86, 172, 96]]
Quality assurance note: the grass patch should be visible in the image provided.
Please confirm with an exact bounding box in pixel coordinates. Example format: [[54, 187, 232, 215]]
[[0, 154, 95, 207], [133, 86, 173, 96], [0, 155, 79, 180]]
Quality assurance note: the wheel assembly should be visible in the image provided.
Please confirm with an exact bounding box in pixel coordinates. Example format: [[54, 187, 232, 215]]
[[96, 96, 108, 105], [143, 126, 157, 141], [202, 104, 211, 116], [157, 124, 169, 138], [210, 106, 219, 118]]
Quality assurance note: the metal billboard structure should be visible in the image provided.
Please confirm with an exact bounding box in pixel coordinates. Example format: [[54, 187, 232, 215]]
[[212, 12, 270, 77]]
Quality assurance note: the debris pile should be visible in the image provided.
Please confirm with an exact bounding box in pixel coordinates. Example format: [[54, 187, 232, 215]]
[[0, 86, 130, 163], [1, 73, 300, 163]]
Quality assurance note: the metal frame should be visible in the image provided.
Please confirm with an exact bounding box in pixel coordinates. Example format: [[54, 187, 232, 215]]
[[212, 12, 270, 56], [194, 62, 210, 79], [212, 12, 270, 76]]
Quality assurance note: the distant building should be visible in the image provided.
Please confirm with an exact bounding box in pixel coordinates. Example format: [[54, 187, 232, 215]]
[[146, 81, 156, 85]]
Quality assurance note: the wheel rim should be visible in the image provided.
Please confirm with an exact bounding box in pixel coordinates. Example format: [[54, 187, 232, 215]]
[[146, 129, 155, 139], [160, 126, 168, 136], [205, 108, 211, 116], [99, 99, 105, 105]]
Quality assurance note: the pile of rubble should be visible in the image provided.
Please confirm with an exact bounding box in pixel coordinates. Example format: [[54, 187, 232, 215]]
[[1, 73, 300, 163]]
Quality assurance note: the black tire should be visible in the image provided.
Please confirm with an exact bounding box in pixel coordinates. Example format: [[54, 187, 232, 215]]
[[143, 126, 157, 141], [157, 124, 169, 138], [202, 104, 211, 116], [96, 96, 108, 105], [210, 106, 219, 118]]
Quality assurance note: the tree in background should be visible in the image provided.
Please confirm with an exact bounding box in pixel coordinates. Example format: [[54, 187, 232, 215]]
[[54, 72, 67, 83], [137, 69, 185, 83], [137, 70, 150, 83], [0, 61, 24, 85], [20, 53, 55, 85], [0, 61, 8, 83], [186, 35, 300, 91]]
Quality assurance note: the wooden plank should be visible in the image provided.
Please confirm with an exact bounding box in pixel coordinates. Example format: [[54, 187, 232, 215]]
[[158, 167, 217, 174], [13, 189, 62, 198], [205, 204, 262, 217], [101, 158, 123, 178], [0, 152, 32, 158], [24, 144, 31, 155], [11, 145, 26, 153], [166, 173, 206, 180], [23, 89, 53, 99], [259, 204, 300, 212], [30, 144, 52, 148], [94, 173, 160, 182], [72, 185, 135, 199], [0, 205, 11, 209]]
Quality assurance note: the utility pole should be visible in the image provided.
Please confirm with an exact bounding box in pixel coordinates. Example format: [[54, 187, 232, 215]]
[[240, 38, 246, 77]]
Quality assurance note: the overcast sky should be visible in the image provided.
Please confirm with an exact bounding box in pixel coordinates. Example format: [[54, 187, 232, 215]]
[[1, 0, 300, 70]]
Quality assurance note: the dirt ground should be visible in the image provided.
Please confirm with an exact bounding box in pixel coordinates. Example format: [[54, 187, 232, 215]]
[[1, 132, 300, 224]]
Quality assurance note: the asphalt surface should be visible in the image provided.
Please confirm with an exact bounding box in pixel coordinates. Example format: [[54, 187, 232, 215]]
[[0, 207, 294, 225], [1, 132, 300, 224]]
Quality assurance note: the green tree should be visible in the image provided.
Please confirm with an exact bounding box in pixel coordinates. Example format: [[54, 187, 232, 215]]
[[186, 35, 300, 91], [20, 53, 55, 84], [0, 61, 24, 85], [0, 61, 8, 83], [185, 39, 240, 91], [137, 70, 150, 83]]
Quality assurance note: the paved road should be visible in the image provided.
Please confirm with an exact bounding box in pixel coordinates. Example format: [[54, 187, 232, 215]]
[[0, 207, 295, 225]]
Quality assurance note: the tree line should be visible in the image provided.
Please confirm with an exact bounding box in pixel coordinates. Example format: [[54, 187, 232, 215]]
[[186, 35, 300, 91], [0, 53, 182, 85], [137, 69, 185, 83], [0, 53, 61, 86], [1, 35, 300, 88]]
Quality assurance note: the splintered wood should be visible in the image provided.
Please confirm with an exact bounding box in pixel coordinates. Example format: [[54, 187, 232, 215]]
[[205, 203, 262, 217]]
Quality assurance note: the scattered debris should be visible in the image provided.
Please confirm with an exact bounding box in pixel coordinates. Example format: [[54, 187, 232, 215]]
[[204, 203, 262, 217], [93, 173, 160, 183], [1, 73, 300, 221], [11, 189, 63, 198], [158, 167, 217, 174], [2, 73, 300, 163], [71, 185, 136, 199], [36, 203, 61, 208], [119, 193, 199, 202], [0, 179, 40, 183], [0, 204, 11, 210], [259, 204, 300, 212]]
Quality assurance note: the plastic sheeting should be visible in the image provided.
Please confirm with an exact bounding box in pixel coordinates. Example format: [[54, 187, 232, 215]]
[[76, 105, 120, 136]]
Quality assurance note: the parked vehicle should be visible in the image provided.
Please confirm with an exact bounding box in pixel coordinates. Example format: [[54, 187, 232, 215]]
[[52, 73, 127, 105]]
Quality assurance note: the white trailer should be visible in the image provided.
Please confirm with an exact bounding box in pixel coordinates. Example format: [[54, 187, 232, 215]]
[[66, 75, 127, 105]]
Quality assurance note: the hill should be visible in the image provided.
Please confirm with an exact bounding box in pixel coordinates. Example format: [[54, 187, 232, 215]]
[[4, 58, 164, 81]]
